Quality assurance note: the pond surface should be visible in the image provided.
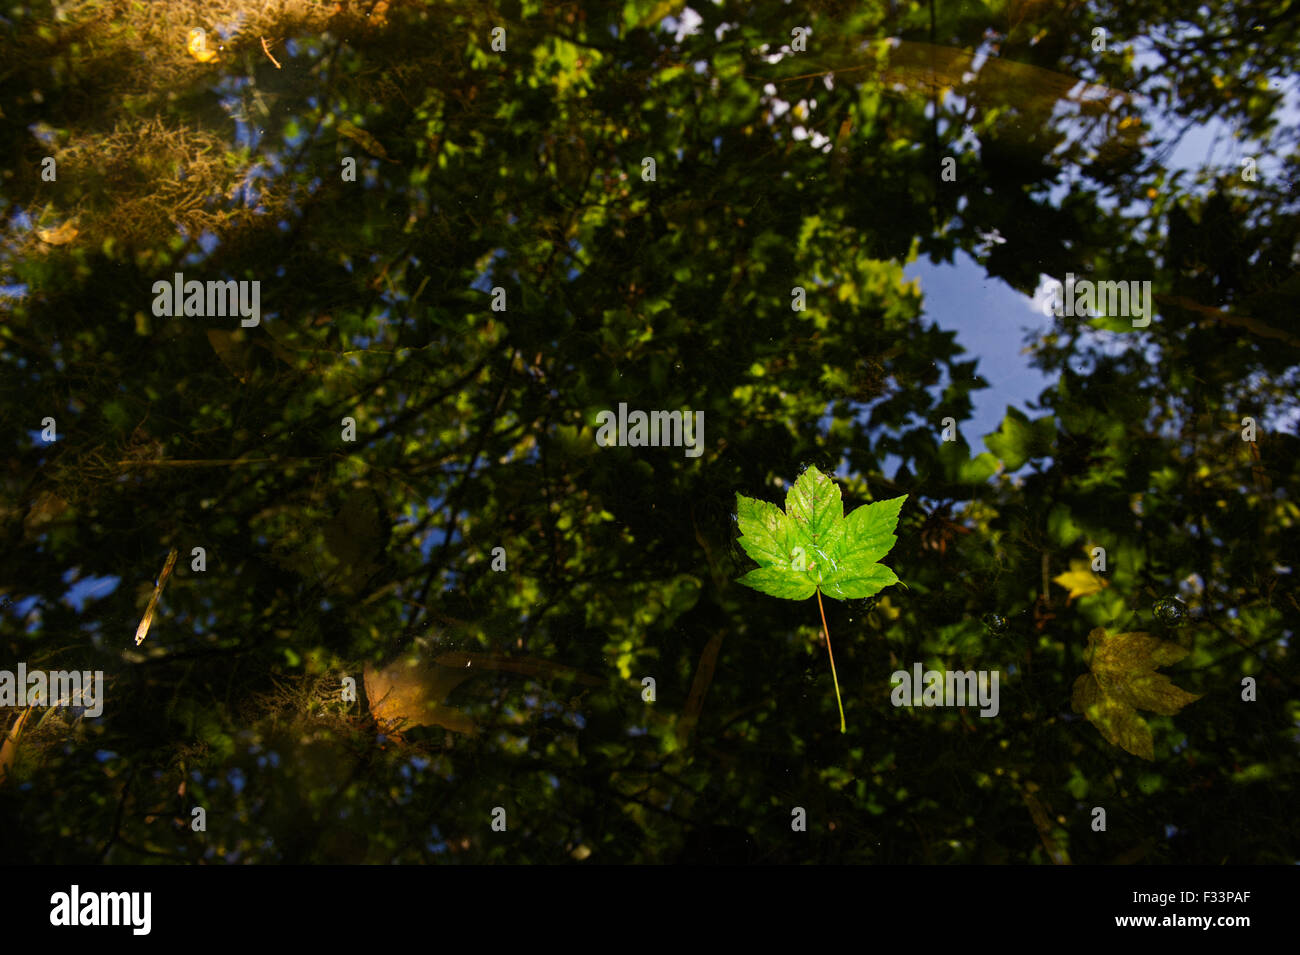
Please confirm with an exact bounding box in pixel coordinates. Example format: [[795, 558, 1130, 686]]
[[1, 0, 1297, 865]]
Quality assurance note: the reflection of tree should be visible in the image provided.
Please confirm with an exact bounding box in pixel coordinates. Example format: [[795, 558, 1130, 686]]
[[0, 0, 1296, 863]]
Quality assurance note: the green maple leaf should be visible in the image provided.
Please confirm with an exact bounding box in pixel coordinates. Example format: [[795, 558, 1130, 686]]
[[736, 466, 907, 732], [1071, 627, 1203, 760]]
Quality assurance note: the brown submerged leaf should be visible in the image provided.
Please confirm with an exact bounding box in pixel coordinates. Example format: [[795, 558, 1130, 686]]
[[1072, 627, 1202, 760], [0, 706, 34, 787], [363, 654, 477, 737], [362, 651, 603, 740]]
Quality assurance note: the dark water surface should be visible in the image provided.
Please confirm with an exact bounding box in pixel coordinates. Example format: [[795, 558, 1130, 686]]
[[1, 0, 1297, 867]]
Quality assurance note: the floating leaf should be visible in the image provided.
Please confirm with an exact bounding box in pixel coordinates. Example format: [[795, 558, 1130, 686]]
[[736, 468, 905, 600], [736, 466, 906, 731], [1071, 627, 1202, 760]]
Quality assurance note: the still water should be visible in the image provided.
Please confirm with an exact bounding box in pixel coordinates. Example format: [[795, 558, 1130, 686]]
[[1, 0, 1297, 868]]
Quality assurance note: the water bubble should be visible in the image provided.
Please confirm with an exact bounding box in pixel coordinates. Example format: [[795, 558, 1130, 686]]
[[1153, 596, 1187, 625], [982, 613, 1008, 634]]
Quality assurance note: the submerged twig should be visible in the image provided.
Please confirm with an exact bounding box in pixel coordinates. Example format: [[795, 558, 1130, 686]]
[[134, 548, 179, 646], [261, 36, 281, 69]]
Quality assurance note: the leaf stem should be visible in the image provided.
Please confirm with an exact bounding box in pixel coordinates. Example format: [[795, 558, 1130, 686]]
[[815, 588, 846, 733]]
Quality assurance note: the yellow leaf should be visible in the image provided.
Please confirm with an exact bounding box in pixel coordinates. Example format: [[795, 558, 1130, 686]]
[[1052, 559, 1107, 603], [187, 28, 220, 63], [36, 220, 78, 245], [1072, 628, 1202, 760]]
